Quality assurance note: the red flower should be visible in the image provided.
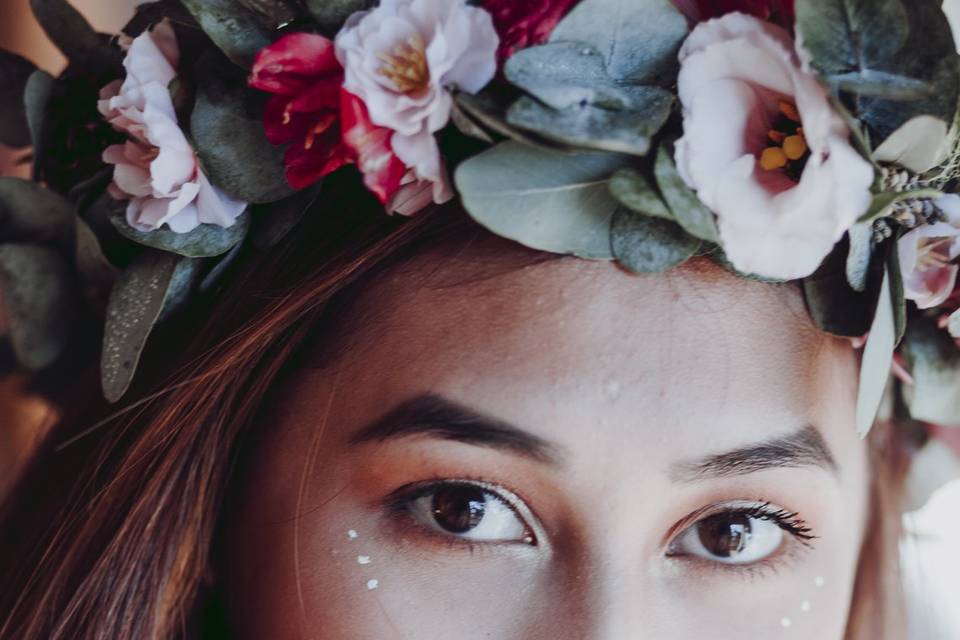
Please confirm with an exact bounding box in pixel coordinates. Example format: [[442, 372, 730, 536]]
[[340, 89, 407, 205], [482, 0, 580, 63], [673, 0, 794, 28], [249, 33, 352, 190]]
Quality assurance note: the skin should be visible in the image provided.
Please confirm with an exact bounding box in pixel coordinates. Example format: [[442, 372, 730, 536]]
[[224, 245, 870, 640]]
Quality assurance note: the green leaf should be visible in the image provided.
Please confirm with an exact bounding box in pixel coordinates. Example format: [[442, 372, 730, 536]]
[[802, 237, 883, 337], [506, 89, 673, 156], [901, 316, 960, 425], [855, 268, 896, 437], [75, 214, 118, 303], [0, 176, 75, 249], [304, 0, 375, 36], [887, 241, 906, 345], [550, 0, 688, 86], [611, 207, 699, 273], [101, 251, 194, 402], [23, 69, 54, 175], [455, 91, 574, 152], [0, 49, 36, 148], [653, 145, 719, 243], [845, 222, 873, 292], [29, 0, 106, 63], [859, 188, 942, 223], [455, 142, 628, 259], [235, 0, 301, 30], [157, 256, 203, 322], [608, 168, 672, 220], [191, 53, 294, 204], [796, 0, 960, 143], [180, 0, 271, 69], [251, 182, 323, 250], [109, 209, 251, 258], [0, 243, 75, 370]]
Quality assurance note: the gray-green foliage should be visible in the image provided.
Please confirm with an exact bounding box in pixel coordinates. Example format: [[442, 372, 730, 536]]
[[610, 207, 700, 273], [110, 209, 251, 258], [191, 54, 294, 204], [180, 0, 271, 68], [23, 70, 54, 175], [902, 316, 960, 425], [455, 142, 629, 259], [796, 0, 960, 145], [305, 0, 376, 36], [0, 244, 75, 370], [855, 268, 896, 436]]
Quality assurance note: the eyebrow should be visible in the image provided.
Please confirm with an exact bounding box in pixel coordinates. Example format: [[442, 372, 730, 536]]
[[668, 425, 838, 483], [349, 394, 561, 464]]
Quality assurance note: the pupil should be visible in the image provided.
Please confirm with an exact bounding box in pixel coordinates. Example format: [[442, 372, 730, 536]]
[[431, 485, 487, 534], [697, 513, 752, 558]]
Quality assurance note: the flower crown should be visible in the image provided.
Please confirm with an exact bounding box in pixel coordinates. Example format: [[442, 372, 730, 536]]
[[2, 0, 960, 478]]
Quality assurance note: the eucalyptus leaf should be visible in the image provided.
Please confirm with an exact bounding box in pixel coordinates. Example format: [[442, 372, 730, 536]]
[[110, 209, 251, 258], [887, 242, 906, 345], [75, 215, 118, 303], [251, 182, 323, 250], [872, 115, 951, 173], [305, 0, 376, 36], [0, 243, 74, 370], [505, 43, 632, 110], [191, 53, 293, 204], [506, 90, 673, 156], [23, 69, 54, 175], [450, 101, 494, 143], [611, 207, 699, 273], [180, 0, 271, 68], [608, 168, 672, 220], [0, 176, 75, 249], [550, 0, 687, 86], [455, 91, 574, 152], [455, 142, 628, 259], [157, 256, 203, 322], [29, 0, 106, 63], [901, 316, 960, 425], [828, 70, 933, 100], [235, 0, 301, 30], [845, 222, 873, 292], [0, 49, 36, 148], [653, 145, 719, 243], [802, 237, 882, 337], [855, 268, 895, 437], [101, 251, 188, 402]]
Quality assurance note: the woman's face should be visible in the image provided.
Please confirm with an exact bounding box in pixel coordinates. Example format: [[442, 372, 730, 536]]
[[225, 249, 870, 639]]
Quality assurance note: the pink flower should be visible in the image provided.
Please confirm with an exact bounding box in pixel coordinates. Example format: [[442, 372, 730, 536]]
[[675, 13, 873, 280], [99, 20, 246, 233], [481, 0, 579, 63], [334, 0, 498, 211], [899, 195, 960, 309], [249, 33, 353, 190]]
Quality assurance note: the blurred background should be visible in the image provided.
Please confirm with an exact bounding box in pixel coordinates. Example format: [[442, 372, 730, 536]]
[[0, 2, 958, 637]]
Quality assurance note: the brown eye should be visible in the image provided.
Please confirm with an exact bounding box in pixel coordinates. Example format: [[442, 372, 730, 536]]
[[431, 484, 486, 533], [669, 506, 787, 565], [405, 481, 533, 544]]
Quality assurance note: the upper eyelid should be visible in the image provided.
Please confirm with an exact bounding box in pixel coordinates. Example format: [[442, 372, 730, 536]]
[[663, 500, 816, 550]]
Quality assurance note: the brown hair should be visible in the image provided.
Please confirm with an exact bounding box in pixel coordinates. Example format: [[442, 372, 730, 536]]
[[0, 179, 908, 639]]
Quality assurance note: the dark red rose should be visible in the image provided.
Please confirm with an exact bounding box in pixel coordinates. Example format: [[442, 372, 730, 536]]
[[249, 33, 352, 190], [482, 0, 580, 63], [673, 0, 794, 29]]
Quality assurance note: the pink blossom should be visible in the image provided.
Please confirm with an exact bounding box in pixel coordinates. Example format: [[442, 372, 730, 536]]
[[99, 20, 246, 233], [675, 13, 873, 280], [899, 195, 960, 309], [334, 0, 497, 212]]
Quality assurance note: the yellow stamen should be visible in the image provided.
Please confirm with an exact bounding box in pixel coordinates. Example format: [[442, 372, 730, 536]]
[[783, 134, 808, 161], [377, 34, 429, 94], [779, 100, 801, 122], [303, 115, 336, 150], [760, 147, 788, 171]]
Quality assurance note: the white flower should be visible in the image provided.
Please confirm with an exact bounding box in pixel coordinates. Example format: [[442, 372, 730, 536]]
[[98, 20, 246, 233], [335, 0, 498, 207], [675, 13, 875, 280], [898, 194, 960, 309]]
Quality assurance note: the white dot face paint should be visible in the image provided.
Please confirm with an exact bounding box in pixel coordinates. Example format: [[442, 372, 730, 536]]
[[814, 576, 825, 588], [780, 618, 792, 628], [357, 555, 371, 565], [800, 600, 812, 612], [366, 579, 379, 590], [347, 529, 359, 540]]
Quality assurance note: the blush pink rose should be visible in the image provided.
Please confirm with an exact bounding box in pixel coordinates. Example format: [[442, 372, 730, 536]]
[[675, 13, 874, 280], [335, 0, 499, 211], [99, 20, 246, 233], [899, 195, 960, 310]]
